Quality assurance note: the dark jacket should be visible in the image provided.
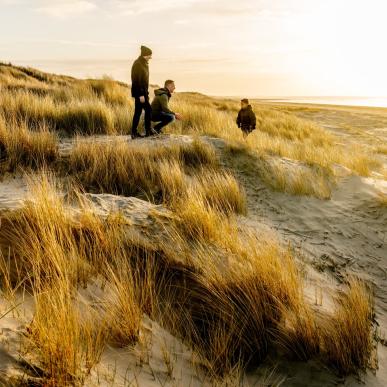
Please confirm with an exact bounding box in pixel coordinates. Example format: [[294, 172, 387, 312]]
[[131, 56, 149, 98], [237, 105, 256, 131], [151, 88, 175, 116]]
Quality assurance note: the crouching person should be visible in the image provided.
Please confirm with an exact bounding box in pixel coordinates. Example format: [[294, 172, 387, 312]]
[[237, 98, 256, 138], [151, 80, 182, 134]]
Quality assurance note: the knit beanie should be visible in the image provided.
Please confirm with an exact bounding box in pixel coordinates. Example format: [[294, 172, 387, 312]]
[[141, 45, 152, 56]]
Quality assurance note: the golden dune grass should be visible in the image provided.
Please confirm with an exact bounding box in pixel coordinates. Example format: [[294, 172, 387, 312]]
[[68, 138, 217, 198], [375, 144, 387, 155], [156, 227, 375, 377], [0, 64, 131, 135], [257, 121, 377, 180], [196, 237, 301, 374], [0, 175, 143, 384], [178, 95, 380, 178], [170, 93, 382, 198], [321, 278, 374, 374], [224, 141, 335, 199], [1, 63, 383, 199], [67, 138, 246, 244], [0, 175, 100, 286], [0, 179, 107, 383], [277, 302, 321, 361], [0, 173, 376, 382], [277, 278, 374, 374], [103, 259, 142, 347], [0, 115, 58, 172], [0, 91, 118, 135], [376, 191, 387, 207], [87, 77, 130, 106], [256, 158, 334, 199], [0, 65, 379, 382], [28, 279, 109, 386], [172, 190, 235, 243], [193, 169, 247, 215]]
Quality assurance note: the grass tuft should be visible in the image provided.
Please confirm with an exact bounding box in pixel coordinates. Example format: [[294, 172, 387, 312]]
[[0, 115, 58, 172], [321, 278, 374, 374]]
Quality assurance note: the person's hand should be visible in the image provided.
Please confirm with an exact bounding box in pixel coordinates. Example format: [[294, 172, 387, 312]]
[[139, 96, 145, 103], [175, 112, 182, 120]]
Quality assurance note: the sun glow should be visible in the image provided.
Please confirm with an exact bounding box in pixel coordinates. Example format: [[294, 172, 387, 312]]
[[245, 0, 387, 96], [1, 0, 387, 96]]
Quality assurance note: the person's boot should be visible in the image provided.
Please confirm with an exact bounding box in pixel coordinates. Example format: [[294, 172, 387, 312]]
[[145, 128, 159, 137], [130, 130, 143, 140], [131, 132, 143, 139]]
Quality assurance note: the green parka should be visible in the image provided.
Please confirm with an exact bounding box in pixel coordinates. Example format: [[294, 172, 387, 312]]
[[151, 88, 175, 116]]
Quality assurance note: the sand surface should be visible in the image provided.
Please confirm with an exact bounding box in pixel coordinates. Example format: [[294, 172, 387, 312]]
[[210, 103, 387, 386], [0, 104, 386, 385]]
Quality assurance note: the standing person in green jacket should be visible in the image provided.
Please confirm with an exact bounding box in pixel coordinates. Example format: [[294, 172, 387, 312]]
[[151, 80, 182, 133]]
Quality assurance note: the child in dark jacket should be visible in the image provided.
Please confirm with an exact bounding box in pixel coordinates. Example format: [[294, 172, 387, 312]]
[[236, 99, 256, 138]]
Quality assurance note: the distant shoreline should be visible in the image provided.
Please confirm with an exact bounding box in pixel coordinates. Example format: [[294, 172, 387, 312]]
[[254, 97, 387, 109], [212, 96, 387, 109]]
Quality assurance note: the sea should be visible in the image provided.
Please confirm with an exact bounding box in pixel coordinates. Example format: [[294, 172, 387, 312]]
[[260, 97, 387, 109]]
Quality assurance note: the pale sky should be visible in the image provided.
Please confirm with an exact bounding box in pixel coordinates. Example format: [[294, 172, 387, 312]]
[[1, 0, 387, 97]]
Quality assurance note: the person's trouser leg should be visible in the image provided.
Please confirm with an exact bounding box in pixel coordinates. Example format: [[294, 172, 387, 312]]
[[131, 97, 143, 135], [143, 99, 152, 135], [152, 113, 175, 133]]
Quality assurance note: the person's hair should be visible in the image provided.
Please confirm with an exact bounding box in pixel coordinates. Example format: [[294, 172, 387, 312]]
[[164, 79, 175, 88], [241, 98, 249, 104]]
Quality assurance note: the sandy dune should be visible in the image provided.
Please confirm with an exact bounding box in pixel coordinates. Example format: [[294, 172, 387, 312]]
[[0, 103, 386, 385]]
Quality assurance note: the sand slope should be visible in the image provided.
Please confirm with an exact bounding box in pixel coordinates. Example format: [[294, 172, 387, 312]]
[[0, 106, 386, 385]]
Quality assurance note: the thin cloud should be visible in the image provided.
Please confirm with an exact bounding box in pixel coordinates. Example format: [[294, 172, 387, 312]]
[[0, 0, 27, 4], [176, 42, 215, 49], [106, 0, 277, 17], [53, 39, 133, 48], [108, 0, 206, 15], [36, 0, 97, 18], [174, 19, 190, 25]]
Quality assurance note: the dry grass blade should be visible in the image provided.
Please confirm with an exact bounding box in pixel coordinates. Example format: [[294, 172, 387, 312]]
[[67, 138, 218, 201], [0, 174, 140, 383], [104, 260, 142, 348], [321, 278, 375, 374], [193, 169, 247, 215], [376, 191, 387, 207], [0, 115, 58, 172]]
